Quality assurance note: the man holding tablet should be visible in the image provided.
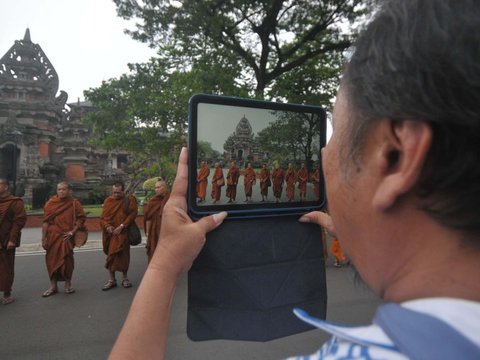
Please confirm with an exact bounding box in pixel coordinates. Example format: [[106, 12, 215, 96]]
[[109, 0, 480, 358]]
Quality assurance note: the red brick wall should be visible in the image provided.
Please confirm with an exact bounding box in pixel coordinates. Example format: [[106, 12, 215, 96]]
[[65, 164, 86, 180], [39, 142, 49, 158]]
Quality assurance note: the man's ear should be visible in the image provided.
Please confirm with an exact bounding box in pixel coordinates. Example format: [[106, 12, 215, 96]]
[[372, 120, 432, 211]]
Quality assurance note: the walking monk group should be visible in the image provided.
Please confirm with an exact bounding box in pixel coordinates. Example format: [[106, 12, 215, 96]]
[[41, 182, 86, 297], [210, 162, 224, 204], [0, 178, 26, 305], [196, 161, 210, 203], [226, 161, 240, 203], [144, 180, 169, 263], [100, 182, 137, 290]]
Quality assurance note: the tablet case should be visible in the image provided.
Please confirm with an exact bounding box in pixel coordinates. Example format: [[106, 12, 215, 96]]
[[187, 215, 327, 341]]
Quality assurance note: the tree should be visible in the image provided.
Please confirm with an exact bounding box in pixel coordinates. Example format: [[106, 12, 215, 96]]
[[197, 141, 221, 162], [257, 109, 321, 168], [114, 0, 375, 98], [83, 55, 245, 191]]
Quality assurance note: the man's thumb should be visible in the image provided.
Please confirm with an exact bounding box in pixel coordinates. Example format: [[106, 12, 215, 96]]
[[197, 211, 228, 233]]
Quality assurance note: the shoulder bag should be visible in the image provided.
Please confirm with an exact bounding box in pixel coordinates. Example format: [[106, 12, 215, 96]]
[[73, 200, 88, 248], [125, 196, 141, 246]]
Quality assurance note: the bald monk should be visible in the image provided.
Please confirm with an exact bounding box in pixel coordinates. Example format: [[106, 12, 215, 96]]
[[100, 182, 137, 290], [144, 180, 169, 263], [0, 178, 26, 305], [243, 162, 256, 202], [210, 162, 224, 204], [285, 163, 296, 202], [196, 161, 210, 203], [259, 163, 271, 202], [297, 163, 308, 202], [42, 182, 86, 297], [226, 161, 240, 203], [271, 162, 285, 203]]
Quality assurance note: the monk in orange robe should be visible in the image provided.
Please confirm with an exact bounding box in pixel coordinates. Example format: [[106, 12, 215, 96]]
[[41, 182, 86, 297], [196, 161, 210, 203], [243, 162, 256, 202], [297, 163, 309, 201], [210, 162, 224, 204], [0, 178, 26, 305], [285, 163, 297, 202], [311, 167, 321, 199], [259, 163, 271, 201], [331, 238, 348, 267], [144, 180, 169, 263], [226, 161, 240, 203], [100, 182, 138, 290], [271, 162, 285, 203]]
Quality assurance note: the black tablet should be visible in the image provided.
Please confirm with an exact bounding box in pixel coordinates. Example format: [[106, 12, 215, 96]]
[[188, 94, 327, 219]]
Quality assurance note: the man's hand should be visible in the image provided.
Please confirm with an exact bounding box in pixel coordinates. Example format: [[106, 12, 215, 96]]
[[299, 211, 337, 238], [6, 240, 15, 250], [112, 226, 123, 236], [151, 148, 227, 276]]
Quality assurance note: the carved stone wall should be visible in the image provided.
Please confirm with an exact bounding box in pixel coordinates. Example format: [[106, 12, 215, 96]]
[[0, 29, 129, 206]]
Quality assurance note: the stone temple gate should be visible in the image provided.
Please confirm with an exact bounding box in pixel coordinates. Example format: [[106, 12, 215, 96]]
[[0, 29, 129, 207]]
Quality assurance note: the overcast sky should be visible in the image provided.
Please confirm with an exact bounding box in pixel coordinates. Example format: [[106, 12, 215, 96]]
[[0, 0, 156, 103]]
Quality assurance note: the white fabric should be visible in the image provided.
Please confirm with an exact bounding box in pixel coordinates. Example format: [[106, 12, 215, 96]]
[[286, 298, 480, 360]]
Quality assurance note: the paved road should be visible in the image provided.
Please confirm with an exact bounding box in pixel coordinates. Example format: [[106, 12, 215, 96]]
[[2, 233, 381, 360]]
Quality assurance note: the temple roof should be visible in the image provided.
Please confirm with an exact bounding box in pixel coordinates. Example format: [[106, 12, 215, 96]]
[[0, 28, 60, 99], [235, 115, 253, 136]]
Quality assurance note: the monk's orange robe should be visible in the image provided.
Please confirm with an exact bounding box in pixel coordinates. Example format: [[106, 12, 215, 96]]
[[43, 196, 86, 281], [144, 192, 169, 263], [211, 167, 224, 201], [285, 169, 297, 200], [100, 194, 138, 272], [271, 168, 285, 199], [243, 168, 256, 197], [0, 195, 26, 293], [259, 168, 271, 196], [196, 166, 210, 200], [226, 165, 240, 200], [331, 238, 347, 263], [297, 167, 308, 195]]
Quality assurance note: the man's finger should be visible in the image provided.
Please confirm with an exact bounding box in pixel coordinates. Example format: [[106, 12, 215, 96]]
[[196, 211, 227, 234], [299, 211, 337, 237], [170, 147, 188, 199]]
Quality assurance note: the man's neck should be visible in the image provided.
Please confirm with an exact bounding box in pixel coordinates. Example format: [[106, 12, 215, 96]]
[[379, 218, 480, 303]]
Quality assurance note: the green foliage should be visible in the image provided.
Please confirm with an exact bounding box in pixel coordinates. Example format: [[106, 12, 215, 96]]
[[257, 110, 321, 170], [88, 184, 108, 205], [197, 141, 221, 160], [113, 0, 375, 97], [143, 177, 162, 192], [83, 1, 376, 190]]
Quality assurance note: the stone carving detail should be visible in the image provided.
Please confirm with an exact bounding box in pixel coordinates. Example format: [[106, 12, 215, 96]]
[[0, 28, 59, 98]]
